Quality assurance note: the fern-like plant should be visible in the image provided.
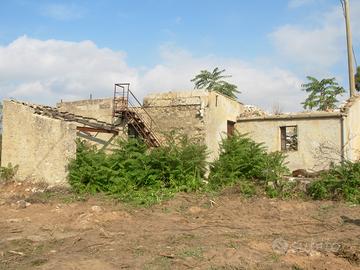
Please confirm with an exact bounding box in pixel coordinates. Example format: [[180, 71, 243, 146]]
[[209, 133, 289, 189], [68, 133, 208, 205]]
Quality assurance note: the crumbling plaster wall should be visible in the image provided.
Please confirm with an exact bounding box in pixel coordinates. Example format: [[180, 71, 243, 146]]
[[235, 117, 342, 171], [56, 91, 245, 162], [57, 98, 114, 123], [57, 98, 125, 149], [343, 95, 360, 161], [1, 101, 77, 185], [143, 90, 244, 161], [204, 92, 244, 161], [143, 91, 207, 143]]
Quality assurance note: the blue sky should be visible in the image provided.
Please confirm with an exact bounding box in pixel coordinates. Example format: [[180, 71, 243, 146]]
[[0, 0, 359, 111]]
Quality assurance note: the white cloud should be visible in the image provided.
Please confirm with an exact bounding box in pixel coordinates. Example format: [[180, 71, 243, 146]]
[[140, 45, 303, 111], [270, 1, 360, 77], [0, 36, 303, 112], [41, 3, 84, 21], [0, 36, 138, 104]]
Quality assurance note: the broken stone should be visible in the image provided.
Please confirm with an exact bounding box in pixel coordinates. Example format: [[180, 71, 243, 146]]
[[91, 205, 102, 213], [16, 200, 27, 209], [239, 105, 267, 118], [7, 218, 22, 223]]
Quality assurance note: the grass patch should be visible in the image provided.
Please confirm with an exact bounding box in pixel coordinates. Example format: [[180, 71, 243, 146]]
[[30, 258, 48, 266], [26, 188, 87, 204], [226, 241, 240, 249], [268, 252, 280, 262], [0, 163, 18, 183], [179, 247, 204, 259]]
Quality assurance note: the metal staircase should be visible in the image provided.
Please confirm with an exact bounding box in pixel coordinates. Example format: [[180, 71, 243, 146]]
[[112, 83, 161, 147]]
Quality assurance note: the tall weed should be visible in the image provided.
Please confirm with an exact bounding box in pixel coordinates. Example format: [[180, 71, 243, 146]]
[[68, 134, 208, 205], [307, 161, 360, 203], [209, 133, 289, 189]]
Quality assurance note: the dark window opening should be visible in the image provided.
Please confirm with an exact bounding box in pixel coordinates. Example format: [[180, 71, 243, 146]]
[[128, 124, 140, 138], [227, 121, 235, 136], [280, 126, 298, 151]]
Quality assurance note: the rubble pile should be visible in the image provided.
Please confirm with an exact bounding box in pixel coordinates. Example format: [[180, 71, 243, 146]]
[[239, 105, 267, 118]]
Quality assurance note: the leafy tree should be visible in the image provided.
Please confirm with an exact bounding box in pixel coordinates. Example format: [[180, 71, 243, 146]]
[[191, 67, 240, 99], [301, 76, 345, 111], [355, 66, 360, 92]]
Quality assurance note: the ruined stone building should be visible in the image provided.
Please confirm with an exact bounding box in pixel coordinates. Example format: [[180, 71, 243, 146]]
[[236, 95, 360, 171], [2, 83, 360, 185]]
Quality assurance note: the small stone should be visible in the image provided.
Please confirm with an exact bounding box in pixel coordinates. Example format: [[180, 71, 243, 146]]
[[7, 218, 22, 223], [287, 177, 296, 182], [309, 250, 321, 257], [91, 205, 102, 213], [16, 200, 27, 209], [188, 206, 203, 214]]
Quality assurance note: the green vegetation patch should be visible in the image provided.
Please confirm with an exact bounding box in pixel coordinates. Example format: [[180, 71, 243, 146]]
[[208, 133, 289, 193], [307, 161, 360, 204], [68, 133, 208, 206]]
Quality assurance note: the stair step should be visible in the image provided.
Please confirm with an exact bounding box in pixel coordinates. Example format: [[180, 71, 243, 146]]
[[113, 86, 160, 147]]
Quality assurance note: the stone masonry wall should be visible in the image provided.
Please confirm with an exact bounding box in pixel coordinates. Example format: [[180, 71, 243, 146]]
[[1, 101, 77, 185], [143, 105, 205, 143], [57, 98, 114, 123]]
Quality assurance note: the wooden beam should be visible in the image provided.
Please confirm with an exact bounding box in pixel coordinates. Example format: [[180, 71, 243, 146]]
[[77, 126, 118, 134]]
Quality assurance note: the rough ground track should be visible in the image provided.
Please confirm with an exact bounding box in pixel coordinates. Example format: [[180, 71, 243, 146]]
[[0, 181, 359, 270]]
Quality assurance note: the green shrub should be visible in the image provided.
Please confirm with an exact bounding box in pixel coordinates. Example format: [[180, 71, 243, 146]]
[[68, 140, 111, 193], [262, 151, 289, 182], [238, 181, 257, 197], [0, 163, 18, 182], [307, 161, 360, 203], [68, 134, 208, 206], [209, 133, 289, 190]]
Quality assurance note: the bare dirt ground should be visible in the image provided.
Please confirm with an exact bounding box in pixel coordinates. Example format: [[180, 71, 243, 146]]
[[0, 181, 359, 270]]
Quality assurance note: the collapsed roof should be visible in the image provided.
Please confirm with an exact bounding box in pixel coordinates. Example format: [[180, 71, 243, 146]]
[[10, 100, 119, 134]]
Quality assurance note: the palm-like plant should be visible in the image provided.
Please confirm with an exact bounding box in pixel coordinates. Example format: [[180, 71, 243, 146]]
[[191, 67, 240, 99], [301, 76, 345, 111]]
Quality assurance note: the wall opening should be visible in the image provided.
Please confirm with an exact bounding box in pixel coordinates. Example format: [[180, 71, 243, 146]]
[[227, 121, 235, 136], [128, 124, 140, 138], [280, 126, 298, 151]]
